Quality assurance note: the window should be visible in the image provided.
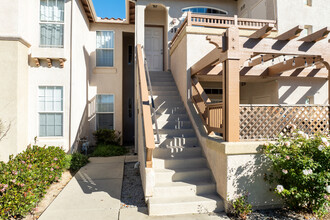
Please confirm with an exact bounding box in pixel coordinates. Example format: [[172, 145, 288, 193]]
[[96, 95, 114, 130], [182, 7, 228, 15], [304, 0, 312, 6], [39, 86, 63, 137], [96, 31, 114, 67], [40, 0, 64, 47]]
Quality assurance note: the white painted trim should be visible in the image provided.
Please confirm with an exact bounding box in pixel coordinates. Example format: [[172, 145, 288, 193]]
[[95, 30, 115, 67], [95, 94, 116, 131], [37, 85, 65, 138], [0, 35, 31, 47]]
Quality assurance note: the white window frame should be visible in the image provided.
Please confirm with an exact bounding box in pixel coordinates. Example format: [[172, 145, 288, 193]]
[[181, 6, 228, 15], [38, 86, 64, 137], [96, 31, 115, 67], [95, 94, 115, 130], [39, 0, 65, 48]]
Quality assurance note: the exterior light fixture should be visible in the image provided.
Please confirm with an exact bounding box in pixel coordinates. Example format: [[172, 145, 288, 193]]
[[272, 55, 275, 65], [283, 55, 287, 65], [312, 57, 315, 68], [304, 58, 308, 67], [261, 55, 264, 65], [292, 56, 296, 66], [249, 58, 252, 64]]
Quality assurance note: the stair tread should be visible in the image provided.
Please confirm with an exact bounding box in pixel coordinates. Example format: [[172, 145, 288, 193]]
[[155, 180, 214, 188], [154, 167, 209, 173], [149, 194, 222, 204]]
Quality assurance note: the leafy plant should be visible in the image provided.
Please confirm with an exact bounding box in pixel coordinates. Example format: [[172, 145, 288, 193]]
[[0, 146, 67, 219], [69, 153, 89, 172], [230, 192, 252, 219], [93, 129, 121, 145], [263, 128, 330, 217], [90, 144, 127, 157]]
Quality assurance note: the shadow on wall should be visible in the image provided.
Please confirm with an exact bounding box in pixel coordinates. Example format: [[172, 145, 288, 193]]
[[71, 46, 91, 153], [228, 149, 282, 208], [278, 79, 327, 104]]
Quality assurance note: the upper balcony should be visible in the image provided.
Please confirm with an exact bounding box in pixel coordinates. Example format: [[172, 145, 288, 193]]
[[170, 12, 277, 51]]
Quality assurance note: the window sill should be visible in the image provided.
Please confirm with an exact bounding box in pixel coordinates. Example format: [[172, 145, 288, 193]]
[[93, 67, 117, 74]]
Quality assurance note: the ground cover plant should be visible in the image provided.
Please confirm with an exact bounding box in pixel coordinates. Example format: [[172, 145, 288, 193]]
[[0, 146, 67, 219], [91, 129, 127, 157], [66, 153, 89, 172], [263, 127, 330, 217], [230, 192, 252, 219]]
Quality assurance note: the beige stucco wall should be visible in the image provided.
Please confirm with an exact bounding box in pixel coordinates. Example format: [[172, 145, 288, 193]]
[[240, 80, 279, 104], [0, 40, 29, 162], [88, 23, 135, 142], [237, 0, 276, 20], [277, 78, 328, 104], [276, 0, 330, 37]]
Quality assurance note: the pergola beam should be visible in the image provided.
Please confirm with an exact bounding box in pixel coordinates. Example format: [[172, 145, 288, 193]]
[[299, 27, 330, 42], [248, 54, 280, 67], [191, 48, 226, 76], [241, 36, 328, 56], [268, 57, 322, 75], [249, 23, 275, 39], [206, 35, 223, 49], [276, 25, 304, 41]]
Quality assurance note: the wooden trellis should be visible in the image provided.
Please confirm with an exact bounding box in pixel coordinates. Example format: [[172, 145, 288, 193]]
[[239, 105, 330, 140]]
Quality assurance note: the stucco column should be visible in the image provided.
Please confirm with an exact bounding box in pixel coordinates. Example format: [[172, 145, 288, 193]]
[[222, 27, 240, 142], [134, 5, 146, 153]]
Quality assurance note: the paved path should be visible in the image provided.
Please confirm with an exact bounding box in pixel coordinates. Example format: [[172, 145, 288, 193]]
[[40, 156, 229, 220]]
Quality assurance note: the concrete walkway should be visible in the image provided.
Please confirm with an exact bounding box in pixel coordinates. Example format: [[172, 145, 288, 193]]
[[40, 156, 229, 220]]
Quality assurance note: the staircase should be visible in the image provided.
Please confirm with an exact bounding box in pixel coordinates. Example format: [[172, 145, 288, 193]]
[[148, 71, 224, 216]]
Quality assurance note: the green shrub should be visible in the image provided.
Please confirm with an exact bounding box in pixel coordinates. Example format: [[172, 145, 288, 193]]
[[64, 154, 72, 170], [90, 144, 127, 157], [263, 129, 330, 217], [0, 146, 67, 219], [230, 193, 252, 220], [69, 153, 89, 172], [93, 129, 121, 145]]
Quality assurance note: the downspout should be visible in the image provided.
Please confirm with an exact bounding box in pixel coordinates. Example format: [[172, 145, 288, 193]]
[[69, 0, 73, 153]]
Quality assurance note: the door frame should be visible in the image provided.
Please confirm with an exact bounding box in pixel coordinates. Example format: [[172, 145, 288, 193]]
[[145, 25, 165, 71]]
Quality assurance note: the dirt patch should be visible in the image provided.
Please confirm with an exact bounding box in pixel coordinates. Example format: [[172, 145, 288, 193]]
[[23, 171, 74, 220]]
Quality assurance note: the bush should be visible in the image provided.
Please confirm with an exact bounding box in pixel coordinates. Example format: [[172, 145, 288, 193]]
[[90, 144, 127, 157], [230, 192, 252, 220], [69, 153, 89, 172], [0, 146, 67, 219], [93, 129, 121, 145], [263, 129, 330, 217]]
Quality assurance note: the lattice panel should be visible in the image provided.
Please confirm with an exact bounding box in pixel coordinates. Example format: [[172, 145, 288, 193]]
[[239, 105, 330, 140]]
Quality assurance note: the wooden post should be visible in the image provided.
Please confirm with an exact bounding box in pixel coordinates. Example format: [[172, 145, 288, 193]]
[[187, 11, 192, 26], [222, 27, 241, 142]]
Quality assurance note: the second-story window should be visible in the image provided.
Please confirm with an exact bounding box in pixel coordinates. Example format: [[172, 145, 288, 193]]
[[96, 31, 115, 67], [182, 7, 228, 15], [40, 0, 64, 48]]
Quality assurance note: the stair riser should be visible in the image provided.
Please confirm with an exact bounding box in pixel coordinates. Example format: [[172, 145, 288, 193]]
[[154, 170, 211, 183], [153, 184, 216, 197], [153, 121, 192, 129], [156, 107, 186, 115], [152, 86, 177, 91], [148, 200, 224, 216], [153, 114, 189, 122], [152, 91, 178, 96], [153, 99, 182, 106], [153, 147, 202, 158], [157, 137, 198, 147], [151, 81, 176, 86], [156, 129, 195, 137], [153, 158, 207, 169]]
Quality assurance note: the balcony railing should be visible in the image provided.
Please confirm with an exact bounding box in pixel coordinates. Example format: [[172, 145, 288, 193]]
[[240, 104, 330, 140], [171, 12, 277, 48]]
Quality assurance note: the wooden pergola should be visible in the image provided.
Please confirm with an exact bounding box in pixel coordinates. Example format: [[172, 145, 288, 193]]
[[190, 25, 330, 142]]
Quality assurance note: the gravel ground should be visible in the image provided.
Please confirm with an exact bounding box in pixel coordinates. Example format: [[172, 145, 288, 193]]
[[120, 162, 147, 209]]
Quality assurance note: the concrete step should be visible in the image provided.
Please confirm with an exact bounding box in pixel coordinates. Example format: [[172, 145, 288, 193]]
[[151, 81, 176, 86], [153, 157, 207, 169], [148, 194, 224, 216], [149, 71, 172, 75], [152, 96, 182, 104], [153, 181, 216, 197], [155, 106, 186, 115], [152, 90, 178, 96], [157, 136, 199, 148], [153, 146, 202, 159], [153, 113, 190, 122], [154, 167, 212, 183], [154, 101, 183, 109], [153, 120, 192, 129], [156, 129, 195, 137], [152, 86, 177, 91]]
